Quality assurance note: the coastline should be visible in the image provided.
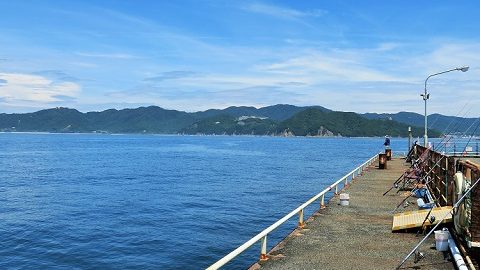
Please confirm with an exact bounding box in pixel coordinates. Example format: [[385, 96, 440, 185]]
[[0, 131, 423, 139]]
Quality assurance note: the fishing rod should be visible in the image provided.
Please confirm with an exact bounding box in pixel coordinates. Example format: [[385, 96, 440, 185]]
[[383, 173, 407, 196], [384, 135, 455, 197], [442, 115, 480, 155], [392, 155, 448, 213], [423, 106, 472, 152], [443, 103, 473, 134], [405, 145, 417, 162], [431, 105, 474, 150], [415, 206, 435, 237], [383, 145, 428, 196], [395, 176, 480, 270], [385, 108, 472, 197], [428, 101, 469, 135], [461, 117, 479, 136], [461, 117, 480, 154], [438, 106, 476, 152], [393, 116, 480, 211], [425, 110, 475, 157], [384, 143, 440, 197]]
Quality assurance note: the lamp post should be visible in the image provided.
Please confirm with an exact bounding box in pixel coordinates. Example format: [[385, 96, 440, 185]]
[[422, 66, 469, 147]]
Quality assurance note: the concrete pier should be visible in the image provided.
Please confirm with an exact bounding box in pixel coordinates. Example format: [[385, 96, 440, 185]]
[[254, 158, 455, 270]]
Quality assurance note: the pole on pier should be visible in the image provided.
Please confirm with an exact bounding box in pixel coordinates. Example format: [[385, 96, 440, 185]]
[[408, 126, 412, 152], [320, 194, 326, 209], [260, 235, 268, 261], [298, 209, 305, 229]]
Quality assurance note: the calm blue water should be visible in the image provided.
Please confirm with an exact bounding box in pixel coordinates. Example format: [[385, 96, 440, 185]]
[[0, 134, 407, 269]]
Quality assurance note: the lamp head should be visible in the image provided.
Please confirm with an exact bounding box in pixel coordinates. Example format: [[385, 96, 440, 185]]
[[457, 66, 469, 72]]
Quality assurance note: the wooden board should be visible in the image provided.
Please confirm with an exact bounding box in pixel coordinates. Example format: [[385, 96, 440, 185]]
[[392, 206, 453, 231]]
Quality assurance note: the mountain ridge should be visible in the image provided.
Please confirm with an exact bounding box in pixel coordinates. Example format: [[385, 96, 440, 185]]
[[0, 104, 446, 137]]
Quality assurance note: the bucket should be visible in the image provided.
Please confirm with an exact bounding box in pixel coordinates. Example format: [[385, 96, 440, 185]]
[[434, 230, 450, 251], [339, 193, 349, 206]]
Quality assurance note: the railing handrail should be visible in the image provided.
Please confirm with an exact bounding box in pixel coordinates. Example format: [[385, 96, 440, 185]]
[[207, 152, 379, 270]]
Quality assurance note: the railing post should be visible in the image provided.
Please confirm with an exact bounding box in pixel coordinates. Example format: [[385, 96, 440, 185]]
[[320, 194, 326, 209], [260, 235, 268, 261], [344, 176, 349, 187], [298, 209, 305, 228], [207, 153, 381, 269]]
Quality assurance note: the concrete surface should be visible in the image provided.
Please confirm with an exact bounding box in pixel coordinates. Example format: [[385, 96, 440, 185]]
[[254, 158, 455, 270]]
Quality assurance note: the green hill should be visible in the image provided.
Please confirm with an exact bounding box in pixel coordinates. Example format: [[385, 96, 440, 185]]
[[362, 111, 476, 135], [278, 108, 438, 137], [181, 115, 277, 135], [0, 106, 198, 133], [181, 108, 439, 137], [0, 105, 442, 137]]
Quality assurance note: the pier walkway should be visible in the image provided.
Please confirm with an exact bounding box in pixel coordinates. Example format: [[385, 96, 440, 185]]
[[255, 158, 454, 270]]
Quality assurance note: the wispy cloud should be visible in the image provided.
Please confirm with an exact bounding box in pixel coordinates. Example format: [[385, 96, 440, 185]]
[[257, 51, 398, 82], [243, 2, 326, 20], [33, 70, 81, 82], [143, 71, 198, 82], [0, 2, 478, 116], [75, 52, 138, 59]]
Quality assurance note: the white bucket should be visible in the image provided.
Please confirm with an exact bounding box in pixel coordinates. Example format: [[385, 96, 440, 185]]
[[339, 193, 349, 206], [434, 230, 450, 251]]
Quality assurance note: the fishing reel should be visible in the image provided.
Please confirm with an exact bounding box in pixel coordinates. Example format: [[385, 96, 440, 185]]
[[414, 250, 425, 263]]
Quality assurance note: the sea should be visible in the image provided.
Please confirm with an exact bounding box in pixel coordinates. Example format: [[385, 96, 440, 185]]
[[0, 133, 408, 269]]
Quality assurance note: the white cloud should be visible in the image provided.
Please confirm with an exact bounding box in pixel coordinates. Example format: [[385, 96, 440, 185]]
[[243, 2, 326, 20], [0, 73, 81, 105], [258, 52, 398, 82]]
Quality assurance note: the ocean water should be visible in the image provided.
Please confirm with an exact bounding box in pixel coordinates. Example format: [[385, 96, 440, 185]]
[[0, 133, 407, 269]]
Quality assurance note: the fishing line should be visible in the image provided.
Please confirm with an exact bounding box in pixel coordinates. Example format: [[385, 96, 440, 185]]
[[396, 176, 480, 269], [461, 116, 480, 154]]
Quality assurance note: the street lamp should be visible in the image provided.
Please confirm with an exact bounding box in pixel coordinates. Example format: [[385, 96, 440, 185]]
[[422, 66, 469, 147]]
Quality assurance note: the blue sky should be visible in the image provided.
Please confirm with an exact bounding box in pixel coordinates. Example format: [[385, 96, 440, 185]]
[[0, 1, 479, 115]]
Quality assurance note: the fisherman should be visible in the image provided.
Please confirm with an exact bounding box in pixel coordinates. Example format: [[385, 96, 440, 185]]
[[413, 179, 427, 198], [383, 135, 391, 149]]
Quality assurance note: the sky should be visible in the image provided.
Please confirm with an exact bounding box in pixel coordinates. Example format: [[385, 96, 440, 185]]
[[0, 0, 479, 115]]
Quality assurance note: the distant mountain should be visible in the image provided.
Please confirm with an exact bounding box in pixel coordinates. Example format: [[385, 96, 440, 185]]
[[362, 112, 477, 135], [0, 104, 327, 134], [196, 104, 330, 121], [278, 108, 437, 137], [0, 104, 442, 137], [0, 108, 89, 132], [181, 108, 438, 137], [181, 115, 278, 135], [0, 107, 196, 133]]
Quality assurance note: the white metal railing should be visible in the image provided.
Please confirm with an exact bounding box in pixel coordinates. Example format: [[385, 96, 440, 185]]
[[446, 152, 480, 157], [207, 153, 380, 270], [391, 150, 407, 157]]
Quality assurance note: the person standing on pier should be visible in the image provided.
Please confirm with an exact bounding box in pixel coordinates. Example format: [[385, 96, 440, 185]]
[[384, 135, 391, 149]]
